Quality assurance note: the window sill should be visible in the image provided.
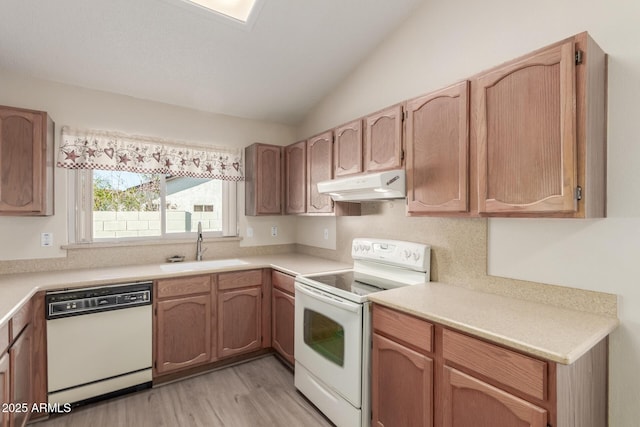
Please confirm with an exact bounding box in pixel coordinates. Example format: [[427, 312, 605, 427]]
[[62, 236, 242, 250]]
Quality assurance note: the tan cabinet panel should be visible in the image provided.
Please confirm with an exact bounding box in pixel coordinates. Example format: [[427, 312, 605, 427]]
[[155, 295, 212, 374], [306, 131, 333, 213], [334, 119, 363, 177], [284, 140, 306, 214], [406, 81, 469, 214], [0, 106, 54, 216], [364, 104, 403, 172], [245, 143, 283, 216]]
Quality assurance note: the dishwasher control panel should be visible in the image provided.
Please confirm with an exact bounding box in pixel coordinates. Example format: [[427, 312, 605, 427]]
[[46, 281, 152, 319]]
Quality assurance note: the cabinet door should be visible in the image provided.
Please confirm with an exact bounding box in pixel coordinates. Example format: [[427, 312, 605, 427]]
[[406, 82, 469, 213], [245, 143, 282, 215], [10, 327, 32, 427], [307, 132, 333, 213], [0, 108, 45, 214], [285, 141, 306, 214], [271, 288, 294, 365], [372, 333, 433, 427], [0, 352, 9, 427], [156, 295, 212, 374], [473, 41, 577, 215], [364, 104, 403, 172], [334, 119, 363, 177], [442, 367, 547, 427], [218, 287, 262, 358]]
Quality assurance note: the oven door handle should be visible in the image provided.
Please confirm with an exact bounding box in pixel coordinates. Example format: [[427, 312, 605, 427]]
[[295, 283, 361, 313]]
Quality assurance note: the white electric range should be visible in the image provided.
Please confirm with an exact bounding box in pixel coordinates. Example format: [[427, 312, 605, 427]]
[[294, 238, 430, 427]]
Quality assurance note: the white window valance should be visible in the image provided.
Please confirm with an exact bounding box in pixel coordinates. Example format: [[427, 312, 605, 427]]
[[57, 126, 244, 181]]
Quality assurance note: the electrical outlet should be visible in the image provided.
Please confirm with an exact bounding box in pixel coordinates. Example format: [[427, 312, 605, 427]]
[[41, 232, 53, 247], [246, 227, 254, 238], [271, 226, 278, 237], [323, 228, 329, 240]]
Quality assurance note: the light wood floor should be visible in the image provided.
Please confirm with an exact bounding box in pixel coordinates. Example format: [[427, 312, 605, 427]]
[[35, 356, 333, 427]]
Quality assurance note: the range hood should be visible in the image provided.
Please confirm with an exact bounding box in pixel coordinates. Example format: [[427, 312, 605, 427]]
[[317, 169, 406, 202]]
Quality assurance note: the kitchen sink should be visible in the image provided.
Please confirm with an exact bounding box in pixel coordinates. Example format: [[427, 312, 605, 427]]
[[160, 258, 249, 273]]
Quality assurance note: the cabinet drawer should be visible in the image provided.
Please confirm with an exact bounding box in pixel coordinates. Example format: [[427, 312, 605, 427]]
[[0, 322, 7, 354], [373, 305, 433, 353], [272, 270, 295, 294], [156, 275, 211, 299], [443, 328, 547, 401], [218, 269, 262, 291], [9, 299, 32, 341]]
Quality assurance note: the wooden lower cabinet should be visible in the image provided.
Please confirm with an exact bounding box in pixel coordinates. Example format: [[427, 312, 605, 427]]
[[0, 352, 9, 427], [9, 326, 32, 427], [217, 269, 264, 359], [154, 275, 213, 376], [155, 295, 212, 374], [271, 271, 294, 365], [442, 367, 547, 427], [372, 304, 608, 427], [154, 270, 271, 379], [218, 287, 262, 358], [372, 333, 433, 427]]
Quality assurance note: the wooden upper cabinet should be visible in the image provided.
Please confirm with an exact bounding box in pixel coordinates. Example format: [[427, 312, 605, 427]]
[[472, 32, 606, 217], [334, 119, 363, 177], [306, 131, 334, 214], [364, 104, 403, 172], [406, 81, 469, 214], [285, 141, 306, 214], [0, 106, 54, 216], [245, 143, 282, 216]]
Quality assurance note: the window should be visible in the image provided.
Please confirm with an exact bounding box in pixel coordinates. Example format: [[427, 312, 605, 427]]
[[193, 204, 214, 212], [58, 126, 242, 243], [70, 169, 237, 243]]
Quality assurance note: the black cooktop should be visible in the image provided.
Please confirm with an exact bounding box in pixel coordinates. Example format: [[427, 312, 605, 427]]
[[304, 271, 385, 297]]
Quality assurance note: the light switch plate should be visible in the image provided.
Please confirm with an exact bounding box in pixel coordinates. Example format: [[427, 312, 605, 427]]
[[323, 228, 329, 240], [271, 226, 278, 237], [246, 227, 254, 238]]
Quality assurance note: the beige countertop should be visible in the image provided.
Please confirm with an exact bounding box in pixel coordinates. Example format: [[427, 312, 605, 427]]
[[0, 254, 352, 327], [369, 282, 619, 365], [1, 255, 619, 366]]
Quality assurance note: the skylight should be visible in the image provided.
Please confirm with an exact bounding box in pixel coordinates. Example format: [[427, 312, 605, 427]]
[[184, 0, 258, 23]]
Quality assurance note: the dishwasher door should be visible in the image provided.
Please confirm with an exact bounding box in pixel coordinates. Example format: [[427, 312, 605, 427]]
[[47, 304, 152, 405]]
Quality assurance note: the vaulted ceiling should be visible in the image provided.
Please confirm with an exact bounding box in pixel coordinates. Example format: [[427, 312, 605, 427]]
[[0, 0, 423, 124]]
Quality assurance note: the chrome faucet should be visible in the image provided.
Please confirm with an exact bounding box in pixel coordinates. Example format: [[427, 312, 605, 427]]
[[196, 221, 206, 261]]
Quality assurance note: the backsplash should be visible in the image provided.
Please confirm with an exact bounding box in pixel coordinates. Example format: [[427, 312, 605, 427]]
[[0, 240, 295, 275], [0, 198, 616, 318], [296, 201, 618, 317]]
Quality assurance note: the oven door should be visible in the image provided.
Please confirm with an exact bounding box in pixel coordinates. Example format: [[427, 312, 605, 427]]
[[294, 281, 363, 407]]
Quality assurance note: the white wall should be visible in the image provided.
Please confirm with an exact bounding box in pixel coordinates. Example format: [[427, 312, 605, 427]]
[[297, 0, 640, 424], [0, 70, 297, 260]]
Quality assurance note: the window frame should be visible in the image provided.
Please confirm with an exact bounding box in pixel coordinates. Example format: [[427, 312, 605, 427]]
[[68, 169, 238, 244]]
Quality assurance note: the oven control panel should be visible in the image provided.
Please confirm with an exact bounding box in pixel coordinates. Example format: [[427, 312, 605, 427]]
[[352, 238, 430, 272]]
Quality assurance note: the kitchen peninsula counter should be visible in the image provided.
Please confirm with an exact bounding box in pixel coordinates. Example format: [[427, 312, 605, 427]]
[[369, 281, 618, 364]]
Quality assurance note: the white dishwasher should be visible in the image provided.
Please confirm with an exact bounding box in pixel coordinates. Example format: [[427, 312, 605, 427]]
[[46, 281, 153, 406]]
